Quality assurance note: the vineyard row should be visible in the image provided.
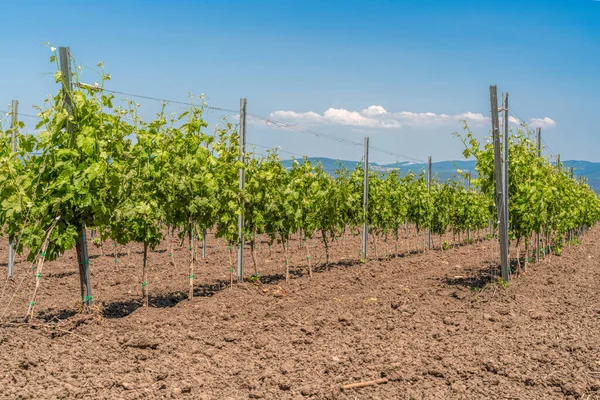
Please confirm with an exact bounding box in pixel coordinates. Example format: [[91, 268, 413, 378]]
[[1, 47, 599, 316]]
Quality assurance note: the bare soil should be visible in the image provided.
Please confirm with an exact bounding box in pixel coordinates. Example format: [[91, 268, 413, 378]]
[[1, 226, 599, 399]]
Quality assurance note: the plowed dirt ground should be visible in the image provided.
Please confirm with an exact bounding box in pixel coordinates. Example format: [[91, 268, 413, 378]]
[[1, 227, 599, 399]]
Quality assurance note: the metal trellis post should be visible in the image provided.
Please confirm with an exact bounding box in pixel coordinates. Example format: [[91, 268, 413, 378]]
[[466, 171, 471, 242], [362, 137, 369, 259], [490, 85, 509, 281], [202, 229, 207, 259], [8, 100, 18, 278], [237, 98, 247, 282], [536, 127, 541, 262], [502, 92, 509, 241], [427, 156, 432, 250]]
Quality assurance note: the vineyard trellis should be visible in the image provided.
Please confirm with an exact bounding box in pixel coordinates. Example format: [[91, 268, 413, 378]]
[[1, 46, 599, 318]]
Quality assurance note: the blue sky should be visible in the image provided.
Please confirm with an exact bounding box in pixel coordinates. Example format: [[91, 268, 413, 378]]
[[1, 0, 599, 164]]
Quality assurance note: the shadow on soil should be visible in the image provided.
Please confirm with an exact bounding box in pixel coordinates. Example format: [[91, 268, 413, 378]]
[[441, 258, 525, 290], [441, 267, 499, 290], [101, 257, 368, 319], [46, 271, 76, 279], [37, 308, 79, 322], [364, 236, 490, 263], [89, 252, 131, 260], [87, 249, 169, 260], [102, 281, 228, 318], [34, 240, 496, 322]]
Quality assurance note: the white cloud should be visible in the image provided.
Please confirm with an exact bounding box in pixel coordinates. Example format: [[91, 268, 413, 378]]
[[271, 110, 323, 122], [323, 108, 379, 127], [508, 116, 520, 125], [268, 105, 557, 131], [270, 105, 488, 130], [362, 105, 387, 116], [270, 107, 402, 129], [529, 117, 557, 129], [506, 115, 557, 130], [460, 112, 488, 122]]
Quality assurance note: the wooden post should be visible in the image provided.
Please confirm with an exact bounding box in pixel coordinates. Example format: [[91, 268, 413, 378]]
[[490, 85, 509, 281], [237, 98, 246, 282], [362, 137, 369, 259], [536, 127, 541, 262], [8, 100, 18, 278], [427, 156, 432, 250], [60, 47, 93, 309]]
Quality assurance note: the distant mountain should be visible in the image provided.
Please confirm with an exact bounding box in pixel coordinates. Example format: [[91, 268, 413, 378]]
[[281, 157, 600, 192], [281, 157, 476, 182]]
